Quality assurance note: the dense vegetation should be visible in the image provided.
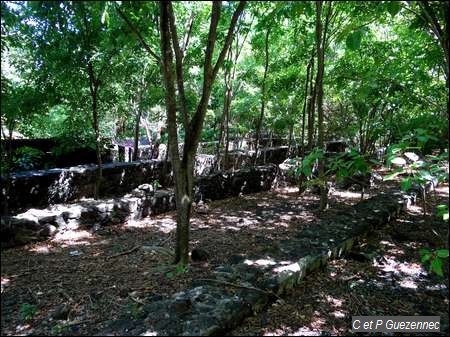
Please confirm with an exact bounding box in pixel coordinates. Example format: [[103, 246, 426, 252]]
[[1, 1, 448, 266]]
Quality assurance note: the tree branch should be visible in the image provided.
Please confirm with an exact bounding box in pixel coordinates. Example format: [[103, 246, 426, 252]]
[[115, 3, 161, 63], [182, 11, 196, 57], [187, 1, 246, 155], [159, 1, 181, 168], [167, 2, 190, 131], [212, 1, 247, 79]]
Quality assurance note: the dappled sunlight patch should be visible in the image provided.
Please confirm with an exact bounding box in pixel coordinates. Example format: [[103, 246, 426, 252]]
[[219, 215, 259, 229], [425, 283, 447, 291], [399, 279, 418, 289], [140, 331, 158, 336], [263, 325, 323, 336], [331, 310, 346, 318], [244, 257, 277, 267], [374, 255, 425, 277], [29, 244, 52, 254], [372, 253, 428, 290], [280, 214, 293, 221], [406, 204, 426, 215], [51, 229, 93, 247], [274, 186, 298, 194], [309, 314, 327, 331], [386, 247, 405, 255], [325, 295, 344, 308], [1, 277, 11, 293], [137, 216, 176, 233], [435, 184, 449, 197], [14, 324, 33, 335], [273, 261, 300, 274], [289, 326, 322, 336], [379, 240, 396, 247], [91, 238, 111, 246], [262, 326, 292, 336], [331, 190, 363, 200]]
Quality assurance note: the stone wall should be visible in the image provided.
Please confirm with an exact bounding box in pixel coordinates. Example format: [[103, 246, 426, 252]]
[[195, 165, 277, 202], [2, 160, 172, 215], [1, 165, 277, 248], [2, 145, 293, 215]]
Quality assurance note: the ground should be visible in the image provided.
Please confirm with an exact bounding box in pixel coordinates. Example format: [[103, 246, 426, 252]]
[[1, 178, 448, 336]]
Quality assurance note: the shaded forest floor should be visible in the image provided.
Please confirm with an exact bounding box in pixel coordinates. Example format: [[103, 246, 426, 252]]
[[1, 177, 448, 336], [231, 183, 449, 336]]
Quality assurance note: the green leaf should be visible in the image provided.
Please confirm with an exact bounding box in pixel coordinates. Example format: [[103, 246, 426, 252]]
[[421, 253, 432, 263], [386, 1, 401, 17], [383, 170, 403, 181], [436, 249, 449, 258], [430, 258, 443, 277], [346, 30, 363, 51], [401, 177, 412, 191]]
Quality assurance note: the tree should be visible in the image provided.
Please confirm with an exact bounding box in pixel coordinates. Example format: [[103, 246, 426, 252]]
[[315, 1, 333, 211], [216, 13, 253, 170], [253, 23, 271, 165], [20, 1, 124, 198], [159, 1, 246, 265]]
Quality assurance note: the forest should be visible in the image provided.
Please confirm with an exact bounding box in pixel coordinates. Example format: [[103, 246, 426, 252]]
[[1, 1, 449, 336]]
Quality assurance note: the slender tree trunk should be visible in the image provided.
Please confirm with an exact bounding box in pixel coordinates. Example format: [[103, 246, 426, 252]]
[[254, 26, 271, 165], [301, 60, 311, 157], [224, 96, 231, 168], [307, 60, 316, 151], [2, 121, 15, 215], [91, 89, 103, 200], [216, 57, 232, 170], [299, 56, 313, 193], [141, 113, 153, 146], [133, 106, 142, 161], [315, 1, 327, 211], [216, 97, 226, 170], [288, 122, 293, 155]]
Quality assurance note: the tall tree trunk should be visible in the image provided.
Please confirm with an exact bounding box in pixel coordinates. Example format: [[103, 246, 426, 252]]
[[174, 162, 193, 266], [87, 62, 102, 200], [216, 18, 250, 171], [299, 55, 313, 192], [133, 106, 142, 161], [223, 87, 232, 168], [254, 26, 271, 165], [92, 90, 103, 200], [216, 98, 226, 170], [315, 1, 327, 211], [216, 51, 232, 171], [2, 120, 15, 215], [141, 113, 153, 147], [307, 60, 316, 151], [288, 122, 293, 155]]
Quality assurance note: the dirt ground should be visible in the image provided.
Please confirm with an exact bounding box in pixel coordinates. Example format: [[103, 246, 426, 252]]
[[1, 179, 448, 336], [230, 184, 449, 336]]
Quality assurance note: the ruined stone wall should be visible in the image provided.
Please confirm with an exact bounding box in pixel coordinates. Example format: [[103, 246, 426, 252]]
[[2, 146, 293, 214], [1, 160, 172, 215], [1, 165, 277, 248]]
